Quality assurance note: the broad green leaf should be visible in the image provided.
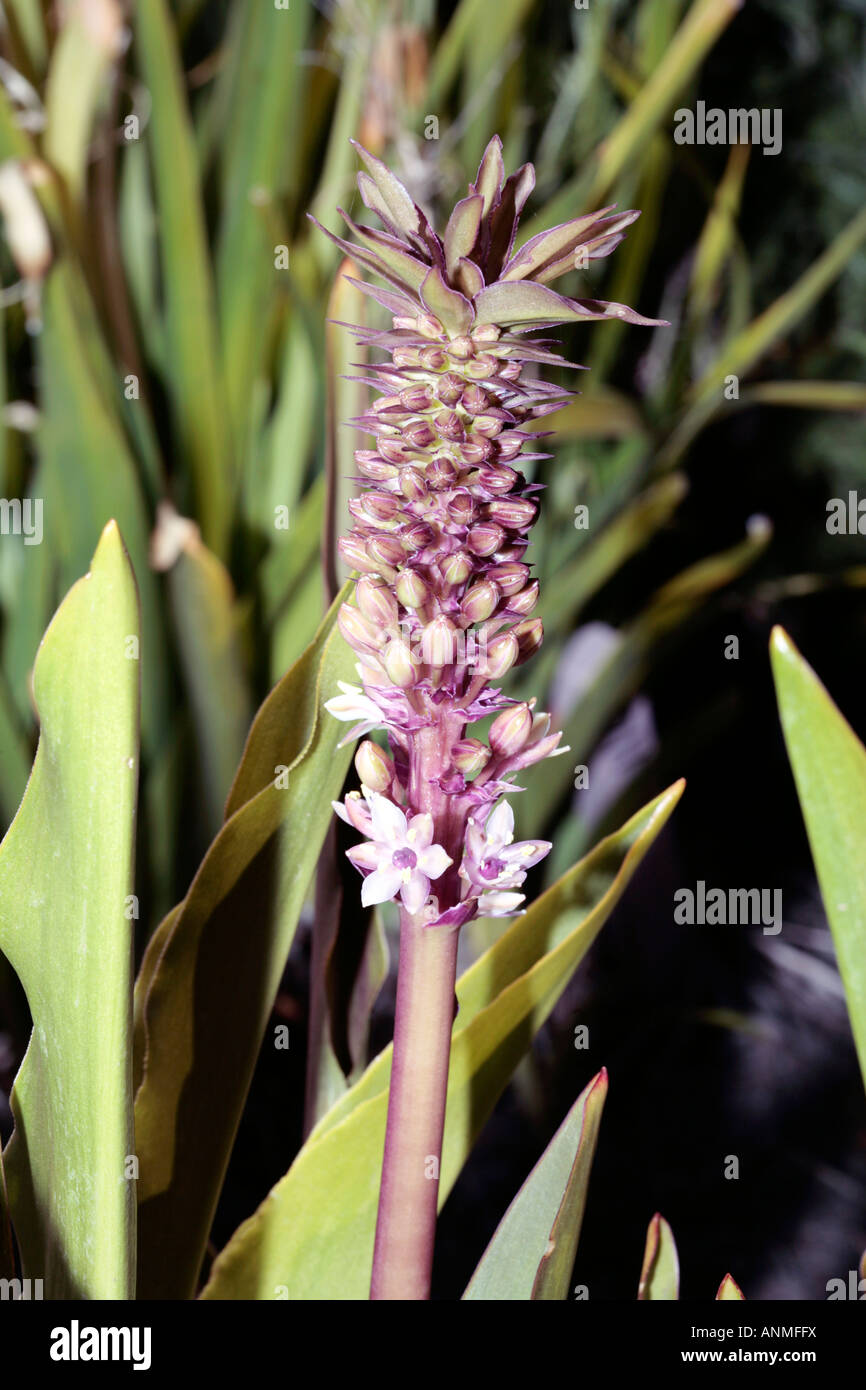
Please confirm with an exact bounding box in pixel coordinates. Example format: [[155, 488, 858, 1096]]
[[214, 0, 309, 445], [135, 0, 233, 556], [37, 262, 170, 765], [474, 279, 663, 328], [771, 627, 866, 1090], [165, 527, 252, 840], [43, 1, 121, 212], [0, 522, 139, 1299], [638, 1214, 680, 1299], [716, 1273, 745, 1300], [740, 381, 866, 411], [463, 1069, 607, 1300], [133, 588, 357, 1299], [199, 782, 683, 1299]]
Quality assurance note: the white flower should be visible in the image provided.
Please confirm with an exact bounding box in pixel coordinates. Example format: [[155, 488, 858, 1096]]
[[460, 799, 551, 917], [347, 791, 452, 914], [324, 681, 388, 745]]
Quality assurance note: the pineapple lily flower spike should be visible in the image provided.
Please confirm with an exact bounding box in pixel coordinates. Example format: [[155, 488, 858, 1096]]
[[311, 136, 666, 1300]]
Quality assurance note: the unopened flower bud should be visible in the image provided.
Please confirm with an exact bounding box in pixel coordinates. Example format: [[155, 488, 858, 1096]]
[[355, 740, 394, 792], [420, 346, 448, 370], [393, 346, 421, 368], [378, 437, 410, 464], [338, 603, 383, 653], [475, 465, 518, 495], [462, 438, 493, 465], [421, 616, 457, 668], [356, 575, 398, 626], [441, 550, 473, 585], [486, 498, 537, 529], [355, 454, 399, 483], [447, 491, 475, 526], [483, 631, 520, 677], [384, 638, 419, 688], [448, 335, 474, 360], [400, 385, 432, 411], [404, 421, 436, 449], [461, 580, 499, 623], [461, 385, 489, 414], [429, 456, 458, 487], [452, 738, 491, 776], [359, 491, 402, 525], [437, 373, 465, 405], [497, 432, 524, 461], [400, 467, 427, 501], [339, 534, 379, 573], [366, 534, 405, 577], [472, 414, 505, 439], [396, 568, 429, 608], [467, 523, 504, 557], [506, 580, 539, 615], [401, 521, 435, 552], [487, 562, 530, 595], [433, 410, 464, 441], [489, 703, 532, 757], [513, 618, 544, 665]]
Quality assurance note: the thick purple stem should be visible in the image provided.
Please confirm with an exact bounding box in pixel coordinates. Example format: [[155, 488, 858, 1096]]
[[370, 715, 464, 1299], [369, 907, 459, 1300]]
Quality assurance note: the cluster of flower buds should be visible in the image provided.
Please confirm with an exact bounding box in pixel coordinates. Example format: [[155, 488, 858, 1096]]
[[317, 137, 662, 925]]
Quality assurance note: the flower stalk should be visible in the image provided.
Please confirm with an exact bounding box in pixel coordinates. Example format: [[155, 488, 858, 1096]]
[[315, 135, 663, 1299]]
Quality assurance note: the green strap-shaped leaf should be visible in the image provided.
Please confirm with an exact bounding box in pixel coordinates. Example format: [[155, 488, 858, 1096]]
[[135, 0, 234, 556], [638, 1213, 680, 1300], [0, 522, 139, 1299], [771, 627, 866, 1090], [199, 782, 683, 1299], [463, 1069, 608, 1300], [133, 588, 356, 1299]]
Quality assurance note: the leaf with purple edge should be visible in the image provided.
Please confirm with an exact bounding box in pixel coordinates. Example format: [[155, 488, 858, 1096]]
[[350, 139, 422, 240], [504, 209, 642, 284], [307, 215, 426, 301], [338, 210, 432, 293], [638, 1214, 680, 1299], [444, 194, 483, 277], [454, 256, 485, 299], [463, 1070, 607, 1300], [472, 134, 505, 218], [486, 163, 536, 280], [475, 279, 666, 328], [420, 266, 475, 336], [716, 1274, 745, 1300]]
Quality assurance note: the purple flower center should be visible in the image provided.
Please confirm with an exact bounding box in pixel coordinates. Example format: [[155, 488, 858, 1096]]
[[481, 856, 505, 881], [393, 847, 418, 871]]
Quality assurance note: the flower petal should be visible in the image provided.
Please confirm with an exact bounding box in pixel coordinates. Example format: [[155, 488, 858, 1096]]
[[367, 791, 408, 845], [485, 799, 515, 847], [361, 864, 403, 907], [406, 811, 434, 848], [478, 890, 525, 917], [417, 845, 453, 880], [400, 870, 430, 914]]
